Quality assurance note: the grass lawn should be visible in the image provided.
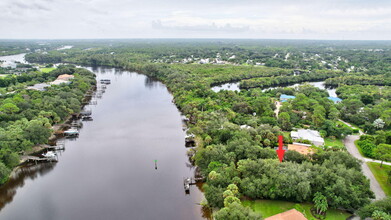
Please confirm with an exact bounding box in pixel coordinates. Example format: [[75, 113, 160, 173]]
[[40, 67, 56, 73], [324, 137, 345, 149], [367, 162, 391, 196], [242, 199, 351, 220]]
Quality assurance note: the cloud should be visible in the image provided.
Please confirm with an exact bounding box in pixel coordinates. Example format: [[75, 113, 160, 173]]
[[0, 0, 390, 39], [11, 0, 51, 11], [152, 20, 249, 33]]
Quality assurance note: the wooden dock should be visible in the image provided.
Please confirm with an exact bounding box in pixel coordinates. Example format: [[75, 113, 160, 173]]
[[20, 156, 58, 165]]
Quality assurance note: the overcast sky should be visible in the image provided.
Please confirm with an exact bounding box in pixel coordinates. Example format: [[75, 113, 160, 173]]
[[1, 0, 390, 40]]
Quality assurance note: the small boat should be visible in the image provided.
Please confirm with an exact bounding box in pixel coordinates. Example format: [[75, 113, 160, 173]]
[[82, 116, 93, 121], [64, 128, 79, 137], [185, 133, 195, 147], [100, 79, 111, 84], [80, 110, 92, 116], [43, 151, 56, 158], [184, 178, 191, 192], [71, 121, 82, 128]]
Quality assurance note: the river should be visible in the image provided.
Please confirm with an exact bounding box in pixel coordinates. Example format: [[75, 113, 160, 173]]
[[0, 60, 207, 219], [0, 53, 27, 68]]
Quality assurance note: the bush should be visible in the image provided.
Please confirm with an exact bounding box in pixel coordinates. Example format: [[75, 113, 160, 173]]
[[357, 140, 377, 158], [357, 197, 391, 219]]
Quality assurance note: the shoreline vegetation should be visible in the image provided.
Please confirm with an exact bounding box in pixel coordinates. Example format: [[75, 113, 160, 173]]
[[0, 64, 96, 185]]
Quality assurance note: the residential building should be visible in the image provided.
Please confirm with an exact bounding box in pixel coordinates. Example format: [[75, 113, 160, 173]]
[[291, 129, 324, 146]]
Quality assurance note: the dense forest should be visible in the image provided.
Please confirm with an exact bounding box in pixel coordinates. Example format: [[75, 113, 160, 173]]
[[0, 64, 96, 184], [1, 39, 390, 219]]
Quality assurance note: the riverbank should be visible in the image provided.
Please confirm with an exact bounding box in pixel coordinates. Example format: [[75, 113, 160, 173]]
[[15, 84, 96, 167]]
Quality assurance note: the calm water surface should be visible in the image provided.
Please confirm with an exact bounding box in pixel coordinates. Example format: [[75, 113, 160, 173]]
[[0, 66, 206, 220], [0, 53, 27, 68], [213, 81, 337, 97]]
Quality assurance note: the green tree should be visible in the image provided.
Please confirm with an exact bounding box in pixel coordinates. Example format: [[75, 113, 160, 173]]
[[312, 105, 326, 127], [0, 162, 11, 184], [358, 140, 377, 158], [214, 202, 262, 220], [278, 112, 292, 130], [374, 144, 391, 167], [0, 103, 19, 114], [328, 107, 340, 121], [23, 120, 51, 145], [313, 192, 328, 215], [372, 210, 391, 220], [374, 118, 386, 130], [358, 197, 391, 219], [224, 196, 241, 207]]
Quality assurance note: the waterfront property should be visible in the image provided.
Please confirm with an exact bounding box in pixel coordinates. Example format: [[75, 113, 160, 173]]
[[27, 74, 75, 91], [291, 129, 324, 146]]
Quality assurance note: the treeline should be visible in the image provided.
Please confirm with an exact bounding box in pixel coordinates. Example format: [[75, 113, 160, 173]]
[[240, 70, 343, 89], [336, 85, 391, 101], [0, 71, 53, 87], [0, 65, 96, 184], [325, 76, 391, 87], [334, 85, 391, 133], [21, 39, 391, 74]]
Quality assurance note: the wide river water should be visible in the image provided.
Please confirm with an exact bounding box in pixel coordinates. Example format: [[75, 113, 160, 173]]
[[0, 64, 207, 220]]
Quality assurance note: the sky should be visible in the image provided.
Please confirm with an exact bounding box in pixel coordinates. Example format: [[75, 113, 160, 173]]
[[1, 0, 390, 40]]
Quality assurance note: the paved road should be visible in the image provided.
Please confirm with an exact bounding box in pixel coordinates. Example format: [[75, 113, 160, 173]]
[[344, 135, 386, 200], [363, 158, 391, 166]]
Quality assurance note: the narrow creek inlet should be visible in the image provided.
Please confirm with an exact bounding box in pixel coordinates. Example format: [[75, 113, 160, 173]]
[[0, 67, 206, 220]]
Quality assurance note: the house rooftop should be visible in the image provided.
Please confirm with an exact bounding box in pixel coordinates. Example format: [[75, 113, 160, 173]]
[[265, 209, 307, 220], [27, 83, 50, 91], [291, 129, 324, 146], [57, 74, 74, 81]]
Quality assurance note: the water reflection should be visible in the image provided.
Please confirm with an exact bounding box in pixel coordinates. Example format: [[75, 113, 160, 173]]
[[211, 82, 240, 92], [0, 53, 27, 68], [145, 77, 162, 89], [0, 163, 56, 211]]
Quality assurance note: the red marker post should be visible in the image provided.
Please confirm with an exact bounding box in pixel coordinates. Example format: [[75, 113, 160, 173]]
[[276, 135, 285, 162]]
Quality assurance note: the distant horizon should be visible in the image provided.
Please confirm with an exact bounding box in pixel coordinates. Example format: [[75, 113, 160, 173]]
[[1, 0, 390, 40], [0, 38, 390, 42]]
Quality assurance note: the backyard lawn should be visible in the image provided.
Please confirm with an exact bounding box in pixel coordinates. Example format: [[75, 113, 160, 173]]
[[367, 162, 391, 196], [324, 137, 345, 149], [242, 199, 351, 220], [40, 67, 56, 73]]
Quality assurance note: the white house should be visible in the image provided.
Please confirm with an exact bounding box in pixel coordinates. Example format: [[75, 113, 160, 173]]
[[291, 129, 324, 146]]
